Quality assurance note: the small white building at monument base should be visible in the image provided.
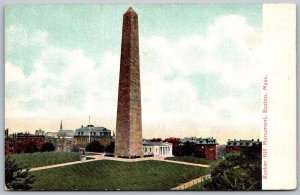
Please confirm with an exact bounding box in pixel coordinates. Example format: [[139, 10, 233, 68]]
[[142, 141, 173, 157]]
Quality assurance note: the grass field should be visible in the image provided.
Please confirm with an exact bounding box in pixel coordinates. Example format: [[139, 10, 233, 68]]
[[8, 152, 80, 168], [165, 156, 214, 165], [31, 160, 209, 190]]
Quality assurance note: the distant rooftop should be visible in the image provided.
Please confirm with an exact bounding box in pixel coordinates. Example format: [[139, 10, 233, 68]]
[[181, 137, 218, 145], [35, 129, 45, 135], [226, 139, 261, 147], [143, 141, 172, 147], [75, 125, 111, 136], [57, 130, 75, 138]]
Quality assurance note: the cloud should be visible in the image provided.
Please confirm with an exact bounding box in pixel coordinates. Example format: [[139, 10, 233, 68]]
[[31, 30, 49, 45], [140, 14, 262, 127], [141, 14, 262, 88], [5, 62, 25, 83], [6, 45, 120, 120], [5, 14, 262, 138], [5, 25, 30, 51], [5, 25, 49, 51]]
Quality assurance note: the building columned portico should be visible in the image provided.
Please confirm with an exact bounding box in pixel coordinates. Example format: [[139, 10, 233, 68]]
[[143, 141, 173, 157]]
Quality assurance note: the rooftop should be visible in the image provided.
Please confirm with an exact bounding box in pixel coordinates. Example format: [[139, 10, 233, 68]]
[[181, 137, 218, 145], [143, 141, 172, 147], [226, 139, 261, 147], [75, 125, 111, 136], [57, 130, 75, 137]]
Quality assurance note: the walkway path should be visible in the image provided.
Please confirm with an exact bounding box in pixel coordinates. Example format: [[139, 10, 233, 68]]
[[171, 174, 211, 190], [29, 158, 99, 172], [29, 154, 209, 172], [154, 158, 209, 167]]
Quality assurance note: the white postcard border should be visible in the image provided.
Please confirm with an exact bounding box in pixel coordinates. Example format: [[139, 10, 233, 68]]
[[261, 3, 296, 190]]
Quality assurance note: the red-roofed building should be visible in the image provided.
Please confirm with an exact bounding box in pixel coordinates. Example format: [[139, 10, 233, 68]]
[[180, 137, 218, 160]]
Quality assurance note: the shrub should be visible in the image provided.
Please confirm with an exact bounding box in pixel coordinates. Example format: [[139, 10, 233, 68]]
[[105, 141, 115, 153], [5, 156, 35, 190], [85, 141, 105, 153], [24, 142, 38, 153], [40, 142, 55, 152], [202, 152, 262, 190]]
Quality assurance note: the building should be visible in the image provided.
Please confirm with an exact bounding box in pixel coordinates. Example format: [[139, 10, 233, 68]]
[[57, 129, 75, 152], [8, 132, 45, 154], [142, 141, 173, 157], [115, 7, 143, 158], [44, 132, 58, 148], [57, 130, 75, 138], [35, 129, 45, 135], [180, 137, 218, 160], [226, 139, 261, 153], [56, 121, 75, 152], [164, 137, 181, 156], [74, 124, 113, 149], [5, 129, 10, 154]]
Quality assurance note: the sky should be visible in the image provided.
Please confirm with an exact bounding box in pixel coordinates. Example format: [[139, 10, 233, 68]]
[[5, 4, 263, 144]]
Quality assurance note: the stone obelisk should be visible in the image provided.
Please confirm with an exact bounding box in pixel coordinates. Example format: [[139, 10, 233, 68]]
[[114, 7, 143, 158]]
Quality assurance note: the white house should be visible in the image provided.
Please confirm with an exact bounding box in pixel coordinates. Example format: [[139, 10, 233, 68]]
[[142, 141, 173, 157]]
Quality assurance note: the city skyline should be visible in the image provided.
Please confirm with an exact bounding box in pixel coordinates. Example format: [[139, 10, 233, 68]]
[[5, 4, 262, 145]]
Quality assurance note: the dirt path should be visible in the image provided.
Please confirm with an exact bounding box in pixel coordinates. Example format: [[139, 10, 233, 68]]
[[154, 158, 209, 167], [171, 174, 211, 190], [29, 158, 99, 172]]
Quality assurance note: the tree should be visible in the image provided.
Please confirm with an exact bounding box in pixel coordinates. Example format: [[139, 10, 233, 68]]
[[150, 138, 162, 142], [176, 141, 194, 156], [24, 142, 38, 153], [57, 132, 67, 152], [5, 156, 35, 190], [216, 145, 226, 159], [164, 137, 181, 156], [40, 142, 55, 152], [105, 141, 115, 153], [85, 141, 105, 153], [202, 152, 262, 190]]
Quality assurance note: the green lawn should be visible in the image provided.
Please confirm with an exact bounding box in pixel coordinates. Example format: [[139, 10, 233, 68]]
[[31, 160, 209, 190], [8, 152, 80, 168], [165, 156, 214, 165]]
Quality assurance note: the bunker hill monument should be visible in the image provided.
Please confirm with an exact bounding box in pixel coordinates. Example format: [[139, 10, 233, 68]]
[[114, 7, 143, 158]]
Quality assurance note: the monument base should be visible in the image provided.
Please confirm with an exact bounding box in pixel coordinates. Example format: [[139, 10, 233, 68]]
[[114, 154, 143, 159]]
